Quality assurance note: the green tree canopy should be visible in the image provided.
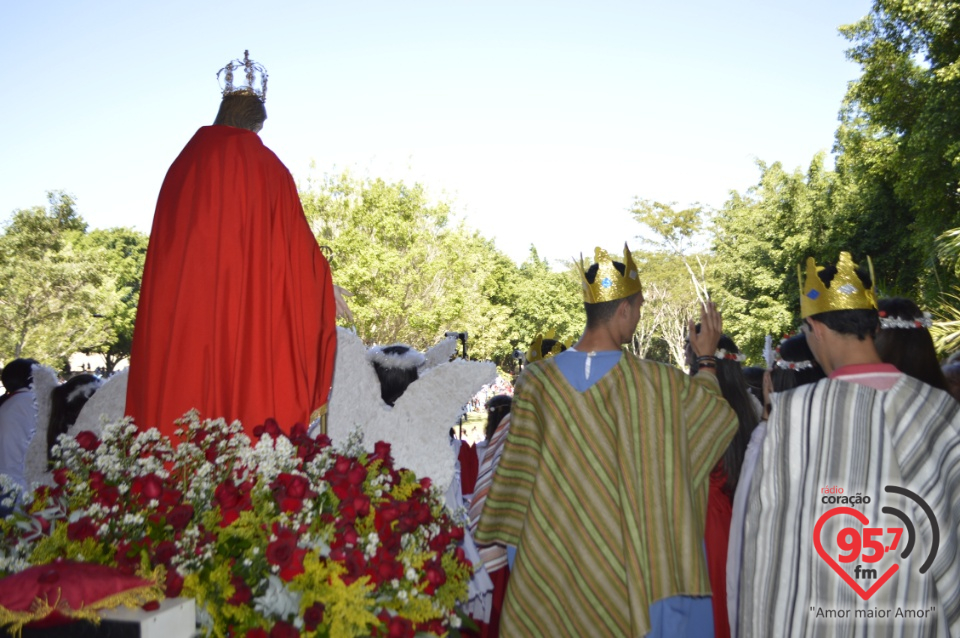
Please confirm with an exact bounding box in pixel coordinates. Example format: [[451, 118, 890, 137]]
[[0, 192, 117, 367]]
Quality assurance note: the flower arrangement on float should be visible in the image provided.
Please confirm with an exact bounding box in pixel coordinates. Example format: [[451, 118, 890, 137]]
[[0, 412, 471, 638]]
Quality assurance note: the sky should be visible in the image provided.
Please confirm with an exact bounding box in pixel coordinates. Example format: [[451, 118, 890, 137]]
[[1, 0, 872, 267]]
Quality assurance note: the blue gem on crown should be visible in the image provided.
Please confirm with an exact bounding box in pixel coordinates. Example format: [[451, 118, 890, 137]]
[[807, 289, 820, 300], [601, 277, 613, 289]]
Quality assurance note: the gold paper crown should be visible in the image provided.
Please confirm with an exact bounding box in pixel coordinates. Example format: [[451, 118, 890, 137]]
[[576, 244, 644, 304], [798, 251, 877, 319], [217, 50, 269, 102], [525, 329, 574, 364]]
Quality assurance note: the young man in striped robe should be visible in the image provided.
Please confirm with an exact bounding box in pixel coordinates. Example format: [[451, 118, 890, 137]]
[[476, 244, 738, 637], [735, 253, 960, 637]]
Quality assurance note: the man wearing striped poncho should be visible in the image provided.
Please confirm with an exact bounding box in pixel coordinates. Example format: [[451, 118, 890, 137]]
[[735, 253, 960, 637], [476, 245, 738, 637]]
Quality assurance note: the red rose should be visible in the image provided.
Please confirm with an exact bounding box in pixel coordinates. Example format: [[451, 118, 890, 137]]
[[253, 418, 282, 440], [340, 527, 359, 547], [314, 434, 332, 449], [160, 487, 183, 508], [215, 481, 241, 509], [423, 559, 446, 595], [352, 495, 370, 518], [152, 540, 177, 566], [289, 422, 308, 440], [269, 620, 300, 638], [371, 548, 403, 584], [166, 504, 194, 531], [341, 549, 368, 585], [388, 616, 413, 638], [334, 456, 351, 475], [142, 474, 164, 500], [115, 541, 139, 575], [419, 477, 432, 490], [165, 569, 184, 597], [67, 517, 98, 541], [88, 470, 106, 491], [373, 441, 392, 463], [141, 600, 160, 612], [74, 430, 100, 452], [266, 532, 296, 567], [228, 575, 252, 605], [246, 630, 268, 638], [303, 602, 325, 631], [53, 468, 69, 486], [96, 485, 120, 508], [266, 525, 307, 580], [347, 463, 367, 486]]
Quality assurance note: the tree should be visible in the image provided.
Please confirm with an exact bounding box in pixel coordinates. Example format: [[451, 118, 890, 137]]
[[78, 227, 149, 372], [838, 1, 960, 296], [629, 200, 711, 367], [0, 192, 117, 367], [710, 156, 843, 359], [301, 172, 512, 361]]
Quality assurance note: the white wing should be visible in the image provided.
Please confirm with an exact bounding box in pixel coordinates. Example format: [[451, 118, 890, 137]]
[[72, 369, 128, 435], [422, 336, 458, 371], [326, 328, 386, 443], [369, 360, 495, 492], [24, 365, 59, 488]]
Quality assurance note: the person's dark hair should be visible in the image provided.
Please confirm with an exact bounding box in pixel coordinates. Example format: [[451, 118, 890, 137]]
[[0, 359, 38, 409], [741, 366, 765, 407], [539, 339, 567, 359], [769, 333, 826, 394], [583, 261, 640, 328], [48, 374, 101, 461], [213, 95, 267, 132], [807, 264, 879, 340], [701, 335, 758, 495], [370, 345, 420, 406], [485, 394, 512, 441], [875, 297, 948, 391]]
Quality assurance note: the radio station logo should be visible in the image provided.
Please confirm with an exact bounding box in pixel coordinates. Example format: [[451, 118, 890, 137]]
[[813, 485, 939, 600]]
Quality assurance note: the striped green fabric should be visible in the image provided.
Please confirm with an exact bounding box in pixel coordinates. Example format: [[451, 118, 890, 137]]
[[476, 353, 738, 637]]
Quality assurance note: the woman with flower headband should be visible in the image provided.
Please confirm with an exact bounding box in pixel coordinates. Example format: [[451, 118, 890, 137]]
[[875, 297, 949, 393], [687, 332, 758, 638]]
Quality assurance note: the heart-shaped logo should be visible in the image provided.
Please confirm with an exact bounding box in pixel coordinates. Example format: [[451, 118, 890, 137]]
[[813, 506, 899, 600]]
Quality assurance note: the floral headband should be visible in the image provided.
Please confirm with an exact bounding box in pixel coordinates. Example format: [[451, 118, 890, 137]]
[[879, 311, 933, 330], [714, 348, 745, 362]]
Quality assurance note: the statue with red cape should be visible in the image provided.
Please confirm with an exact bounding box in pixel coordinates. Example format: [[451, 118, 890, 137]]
[[126, 51, 340, 439]]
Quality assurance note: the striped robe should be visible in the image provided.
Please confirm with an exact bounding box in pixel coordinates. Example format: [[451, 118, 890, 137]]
[[470, 413, 513, 573], [476, 353, 738, 637], [737, 376, 960, 637]]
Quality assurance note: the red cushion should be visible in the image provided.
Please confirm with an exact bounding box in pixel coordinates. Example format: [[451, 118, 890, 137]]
[[0, 562, 161, 630]]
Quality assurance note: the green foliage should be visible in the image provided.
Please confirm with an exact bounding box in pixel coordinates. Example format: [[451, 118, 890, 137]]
[[710, 156, 843, 359], [300, 172, 585, 369], [78, 227, 149, 372], [0, 192, 117, 367], [838, 0, 960, 297]]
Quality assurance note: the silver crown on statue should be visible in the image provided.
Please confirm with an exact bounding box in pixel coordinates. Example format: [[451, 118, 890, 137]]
[[217, 50, 268, 102]]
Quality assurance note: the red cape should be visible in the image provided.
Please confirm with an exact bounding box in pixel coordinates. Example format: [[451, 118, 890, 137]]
[[126, 125, 336, 438]]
